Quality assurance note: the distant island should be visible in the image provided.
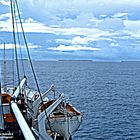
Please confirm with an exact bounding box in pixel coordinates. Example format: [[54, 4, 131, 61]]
[[58, 60, 93, 62], [121, 60, 140, 62]]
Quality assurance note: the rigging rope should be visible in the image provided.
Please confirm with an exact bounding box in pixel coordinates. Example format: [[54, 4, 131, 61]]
[[3, 43, 6, 91], [14, 0, 44, 104], [11, 0, 51, 131], [13, 2, 51, 127], [13, 0, 25, 77], [10, 0, 20, 85], [12, 44, 15, 89]]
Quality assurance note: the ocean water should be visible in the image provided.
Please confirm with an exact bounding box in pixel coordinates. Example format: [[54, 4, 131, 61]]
[[2, 61, 140, 140], [32, 61, 140, 140]]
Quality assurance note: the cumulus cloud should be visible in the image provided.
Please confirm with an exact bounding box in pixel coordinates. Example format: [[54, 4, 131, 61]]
[[1, 0, 140, 60], [48, 44, 101, 51], [0, 16, 53, 33], [0, 14, 118, 38], [18, 0, 140, 25], [71, 35, 114, 45]]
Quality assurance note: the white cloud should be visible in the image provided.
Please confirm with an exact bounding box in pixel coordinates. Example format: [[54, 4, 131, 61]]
[[124, 20, 140, 30], [15, 0, 140, 33], [18, 0, 140, 23], [56, 35, 114, 47], [112, 12, 128, 18], [0, 14, 119, 39], [0, 43, 39, 49], [25, 18, 36, 23], [48, 44, 101, 51], [100, 15, 107, 18], [1, 0, 140, 61], [57, 12, 96, 28], [0, 13, 14, 32], [110, 42, 119, 47], [27, 43, 40, 48], [55, 39, 71, 44], [128, 30, 140, 38], [0, 16, 54, 33], [20, 0, 140, 11], [71, 36, 88, 45], [71, 35, 113, 45], [0, 0, 9, 6], [0, 13, 11, 20], [0, 43, 14, 49]]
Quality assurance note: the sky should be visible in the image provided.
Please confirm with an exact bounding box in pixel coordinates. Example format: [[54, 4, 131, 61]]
[[0, 0, 140, 60]]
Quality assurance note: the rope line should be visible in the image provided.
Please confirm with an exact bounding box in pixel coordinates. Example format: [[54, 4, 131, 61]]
[[10, 0, 20, 85], [13, 2, 25, 77], [14, 0, 43, 102], [14, 0, 50, 123]]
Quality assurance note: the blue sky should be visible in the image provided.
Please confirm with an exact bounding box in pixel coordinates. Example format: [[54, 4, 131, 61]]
[[0, 0, 140, 60]]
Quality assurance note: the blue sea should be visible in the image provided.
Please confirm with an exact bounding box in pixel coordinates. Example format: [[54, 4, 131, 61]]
[[2, 61, 140, 140], [32, 61, 140, 140]]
